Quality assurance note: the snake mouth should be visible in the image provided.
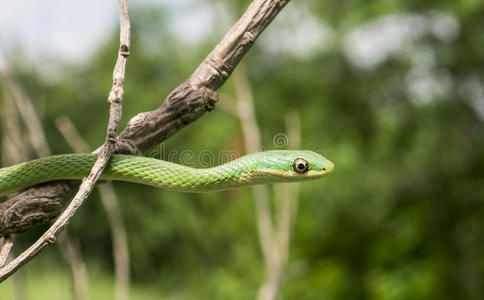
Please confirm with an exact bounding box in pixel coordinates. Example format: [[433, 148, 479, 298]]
[[307, 167, 333, 178], [304, 161, 335, 178], [262, 165, 334, 180], [322, 161, 335, 176]]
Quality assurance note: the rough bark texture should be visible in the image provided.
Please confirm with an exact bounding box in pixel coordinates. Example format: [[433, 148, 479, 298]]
[[0, 0, 291, 236], [0, 182, 73, 236]]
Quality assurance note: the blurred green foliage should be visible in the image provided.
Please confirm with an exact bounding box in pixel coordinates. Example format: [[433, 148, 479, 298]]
[[1, 0, 484, 299]]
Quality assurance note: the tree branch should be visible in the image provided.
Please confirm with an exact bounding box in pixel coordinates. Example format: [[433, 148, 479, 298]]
[[0, 0, 291, 236], [118, 0, 291, 152], [0, 0, 131, 281]]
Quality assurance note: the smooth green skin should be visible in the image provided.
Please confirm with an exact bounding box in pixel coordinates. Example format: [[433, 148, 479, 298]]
[[0, 150, 334, 196]]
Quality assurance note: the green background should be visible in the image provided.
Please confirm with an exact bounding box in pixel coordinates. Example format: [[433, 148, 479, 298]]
[[1, 0, 484, 299]]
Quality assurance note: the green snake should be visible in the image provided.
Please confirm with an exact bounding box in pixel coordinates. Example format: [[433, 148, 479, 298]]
[[0, 150, 334, 196]]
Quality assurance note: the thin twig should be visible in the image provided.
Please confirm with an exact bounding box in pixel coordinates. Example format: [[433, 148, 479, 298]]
[[0, 0, 131, 282], [107, 0, 130, 141], [56, 116, 130, 300], [0, 236, 13, 267]]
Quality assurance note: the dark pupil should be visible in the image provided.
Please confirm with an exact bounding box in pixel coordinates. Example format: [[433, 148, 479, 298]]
[[297, 163, 305, 170]]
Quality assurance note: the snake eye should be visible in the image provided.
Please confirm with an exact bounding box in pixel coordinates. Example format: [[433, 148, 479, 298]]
[[292, 158, 309, 174]]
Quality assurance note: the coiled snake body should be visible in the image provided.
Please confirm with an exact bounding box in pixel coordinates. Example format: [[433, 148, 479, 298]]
[[0, 150, 334, 196]]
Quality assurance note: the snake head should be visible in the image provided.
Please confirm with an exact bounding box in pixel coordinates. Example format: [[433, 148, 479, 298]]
[[254, 150, 334, 182]]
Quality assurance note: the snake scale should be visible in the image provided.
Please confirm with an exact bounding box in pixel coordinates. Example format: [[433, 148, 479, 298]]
[[0, 150, 334, 196]]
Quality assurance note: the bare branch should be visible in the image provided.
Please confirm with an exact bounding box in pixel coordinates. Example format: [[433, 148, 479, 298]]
[[0, 0, 131, 281], [118, 0, 291, 153], [108, 0, 130, 141], [0, 236, 13, 267], [0, 0, 290, 237]]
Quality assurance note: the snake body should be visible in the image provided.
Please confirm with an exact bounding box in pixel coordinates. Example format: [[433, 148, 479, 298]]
[[0, 150, 334, 196]]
